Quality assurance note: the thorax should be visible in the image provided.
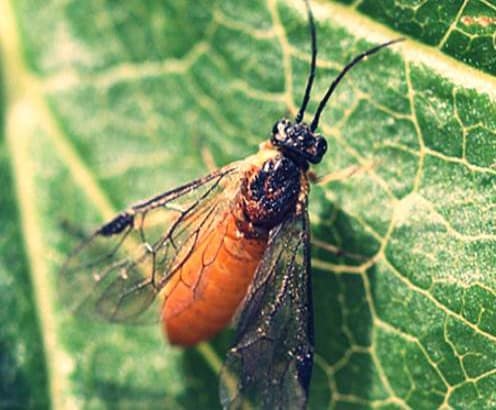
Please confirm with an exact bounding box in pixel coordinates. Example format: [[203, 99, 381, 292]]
[[234, 146, 309, 238]]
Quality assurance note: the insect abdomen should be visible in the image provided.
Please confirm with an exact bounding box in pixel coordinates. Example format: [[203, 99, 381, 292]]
[[162, 211, 267, 346]]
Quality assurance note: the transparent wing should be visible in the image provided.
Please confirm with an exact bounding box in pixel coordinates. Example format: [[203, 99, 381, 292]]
[[220, 208, 314, 410], [60, 165, 243, 324]]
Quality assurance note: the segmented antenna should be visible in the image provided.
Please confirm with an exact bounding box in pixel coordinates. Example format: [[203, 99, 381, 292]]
[[295, 0, 317, 124], [310, 38, 404, 131]]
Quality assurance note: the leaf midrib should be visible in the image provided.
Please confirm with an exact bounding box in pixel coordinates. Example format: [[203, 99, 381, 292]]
[[312, 0, 496, 98]]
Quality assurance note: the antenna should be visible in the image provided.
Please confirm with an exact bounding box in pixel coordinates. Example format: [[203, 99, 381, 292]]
[[310, 38, 404, 131], [295, 0, 317, 124]]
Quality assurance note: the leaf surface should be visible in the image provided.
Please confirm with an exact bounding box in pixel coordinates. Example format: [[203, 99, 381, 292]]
[[1, 0, 495, 409]]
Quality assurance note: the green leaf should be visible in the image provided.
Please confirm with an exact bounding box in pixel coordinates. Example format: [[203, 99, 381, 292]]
[[334, 0, 496, 76], [1, 0, 495, 409]]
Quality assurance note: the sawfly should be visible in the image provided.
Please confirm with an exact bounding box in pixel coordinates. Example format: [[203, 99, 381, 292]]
[[61, 1, 402, 408]]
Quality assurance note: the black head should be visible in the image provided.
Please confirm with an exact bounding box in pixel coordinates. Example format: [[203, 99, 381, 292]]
[[271, 118, 327, 165], [280, 0, 403, 165]]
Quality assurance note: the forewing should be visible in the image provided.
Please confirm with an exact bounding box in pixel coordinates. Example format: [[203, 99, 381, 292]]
[[60, 165, 242, 323], [220, 209, 314, 410]]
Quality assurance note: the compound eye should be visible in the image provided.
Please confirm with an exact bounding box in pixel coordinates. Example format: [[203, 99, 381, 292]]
[[271, 119, 290, 144], [308, 136, 327, 163], [316, 137, 327, 156]]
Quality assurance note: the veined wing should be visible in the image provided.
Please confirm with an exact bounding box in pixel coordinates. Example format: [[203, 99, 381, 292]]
[[220, 207, 314, 410], [60, 164, 244, 324]]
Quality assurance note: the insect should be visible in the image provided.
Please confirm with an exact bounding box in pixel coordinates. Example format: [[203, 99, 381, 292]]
[[61, 1, 402, 408]]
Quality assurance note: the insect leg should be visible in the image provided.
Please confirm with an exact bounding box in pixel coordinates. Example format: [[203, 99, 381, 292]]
[[314, 159, 379, 186]]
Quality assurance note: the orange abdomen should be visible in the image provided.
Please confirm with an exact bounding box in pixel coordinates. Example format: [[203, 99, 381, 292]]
[[162, 211, 267, 346]]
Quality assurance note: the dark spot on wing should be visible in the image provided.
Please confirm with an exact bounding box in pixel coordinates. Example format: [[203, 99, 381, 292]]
[[98, 212, 134, 236]]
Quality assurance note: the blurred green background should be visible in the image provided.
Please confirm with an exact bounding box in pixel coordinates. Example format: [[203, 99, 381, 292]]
[[1, 0, 496, 409]]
